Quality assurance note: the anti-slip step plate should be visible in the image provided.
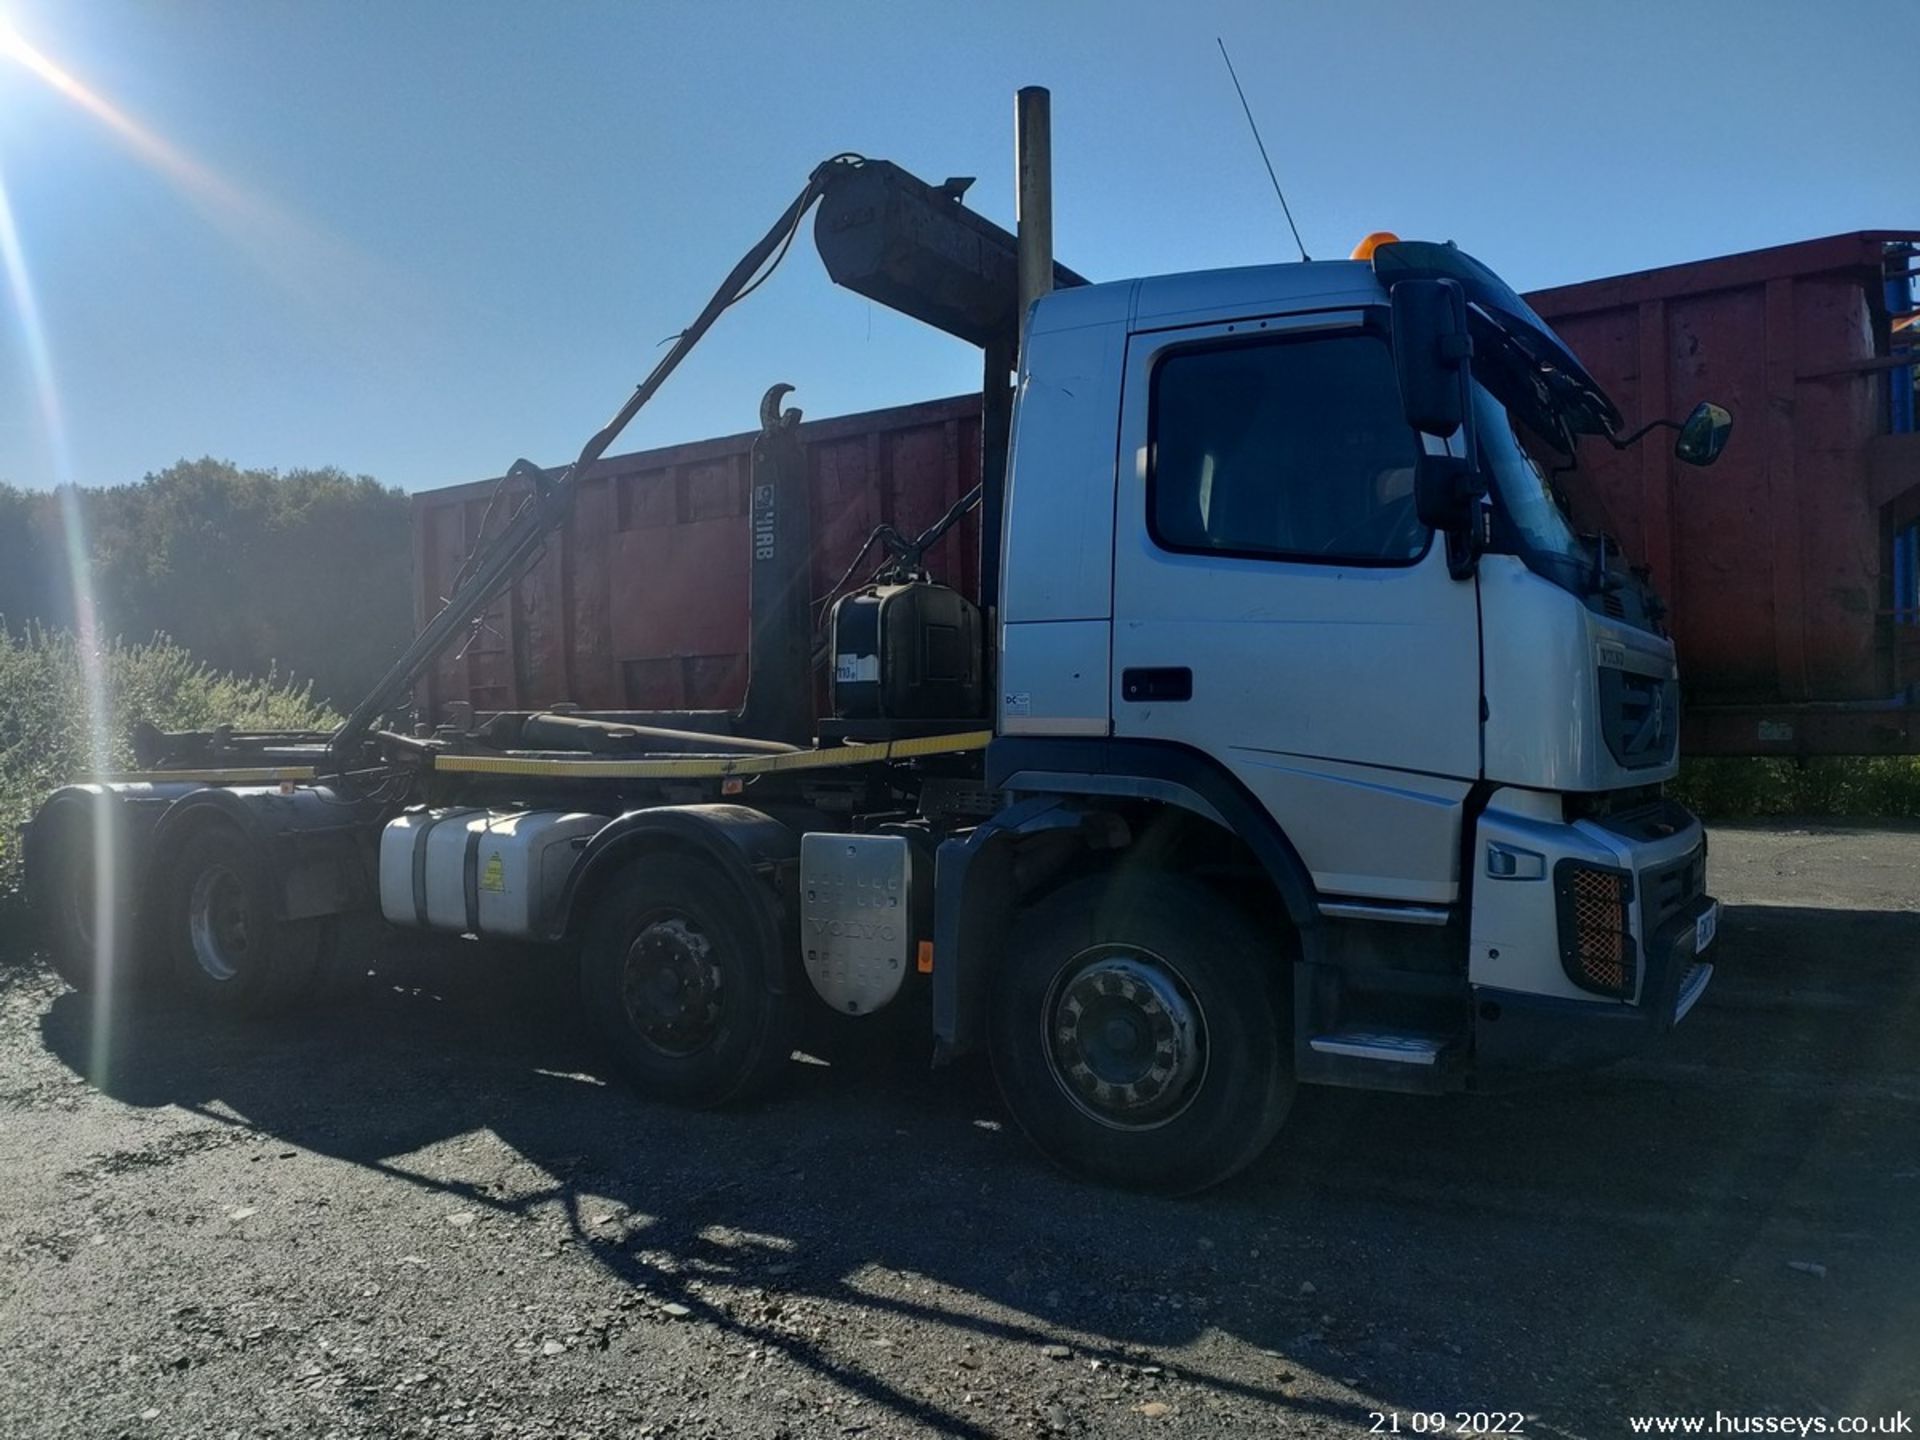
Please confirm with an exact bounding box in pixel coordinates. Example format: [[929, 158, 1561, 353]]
[[1675, 961, 1714, 1023], [1308, 1029, 1448, 1065]]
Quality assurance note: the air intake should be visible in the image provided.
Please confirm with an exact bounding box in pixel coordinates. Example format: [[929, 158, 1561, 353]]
[[1554, 862, 1635, 998]]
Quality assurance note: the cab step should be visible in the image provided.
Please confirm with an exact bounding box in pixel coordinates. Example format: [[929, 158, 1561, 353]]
[[1309, 1028, 1448, 1065], [1299, 1026, 1464, 1094]]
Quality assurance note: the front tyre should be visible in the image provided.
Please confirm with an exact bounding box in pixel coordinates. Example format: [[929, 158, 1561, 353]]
[[580, 852, 796, 1107], [989, 874, 1294, 1194]]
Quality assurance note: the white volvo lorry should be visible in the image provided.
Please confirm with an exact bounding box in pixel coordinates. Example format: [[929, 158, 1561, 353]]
[[24, 134, 1728, 1193]]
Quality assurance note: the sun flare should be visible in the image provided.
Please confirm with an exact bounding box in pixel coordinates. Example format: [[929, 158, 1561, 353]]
[[0, 17, 386, 314]]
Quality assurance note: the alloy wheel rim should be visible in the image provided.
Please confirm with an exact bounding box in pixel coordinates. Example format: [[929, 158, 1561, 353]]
[[620, 913, 725, 1058], [187, 865, 250, 983], [1042, 946, 1208, 1131]]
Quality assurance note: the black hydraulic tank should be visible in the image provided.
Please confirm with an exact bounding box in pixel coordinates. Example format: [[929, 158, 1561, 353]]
[[829, 582, 985, 722]]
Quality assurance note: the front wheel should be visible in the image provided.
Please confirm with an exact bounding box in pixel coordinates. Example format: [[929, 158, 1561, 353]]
[[580, 852, 797, 1107], [989, 873, 1295, 1194]]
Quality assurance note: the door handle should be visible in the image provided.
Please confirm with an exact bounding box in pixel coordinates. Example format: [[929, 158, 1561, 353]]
[[1122, 667, 1192, 702]]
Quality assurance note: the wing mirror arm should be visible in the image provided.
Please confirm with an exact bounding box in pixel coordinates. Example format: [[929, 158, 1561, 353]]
[[1606, 417, 1678, 450], [1608, 401, 1734, 468]]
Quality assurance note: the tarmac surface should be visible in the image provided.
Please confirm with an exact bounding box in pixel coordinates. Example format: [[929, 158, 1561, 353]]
[[0, 821, 1915, 1439]]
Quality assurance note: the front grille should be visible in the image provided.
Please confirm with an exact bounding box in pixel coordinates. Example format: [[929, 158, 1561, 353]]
[[1643, 844, 1706, 937], [1598, 667, 1679, 770], [1577, 794, 1692, 843], [1554, 861, 1635, 997]]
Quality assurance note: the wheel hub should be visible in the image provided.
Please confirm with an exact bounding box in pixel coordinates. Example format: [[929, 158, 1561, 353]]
[[621, 915, 722, 1057], [187, 865, 249, 983], [1045, 949, 1206, 1130]]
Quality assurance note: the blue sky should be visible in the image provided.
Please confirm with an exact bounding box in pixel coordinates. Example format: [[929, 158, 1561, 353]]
[[0, 0, 1912, 494]]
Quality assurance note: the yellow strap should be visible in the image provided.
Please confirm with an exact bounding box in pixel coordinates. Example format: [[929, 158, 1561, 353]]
[[90, 731, 993, 786], [98, 767, 318, 785], [430, 729, 992, 780]]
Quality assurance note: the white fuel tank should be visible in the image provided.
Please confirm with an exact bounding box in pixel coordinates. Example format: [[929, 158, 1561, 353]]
[[379, 808, 607, 939]]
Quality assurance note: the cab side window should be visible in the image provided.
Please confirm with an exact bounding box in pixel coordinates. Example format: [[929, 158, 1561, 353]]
[[1149, 332, 1426, 564]]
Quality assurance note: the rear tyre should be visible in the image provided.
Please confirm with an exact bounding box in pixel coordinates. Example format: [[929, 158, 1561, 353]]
[[28, 803, 144, 994], [164, 826, 326, 1016], [988, 873, 1295, 1194], [580, 852, 796, 1107]]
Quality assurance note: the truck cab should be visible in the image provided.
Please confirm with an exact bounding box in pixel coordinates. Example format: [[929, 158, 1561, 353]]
[[966, 240, 1719, 1163]]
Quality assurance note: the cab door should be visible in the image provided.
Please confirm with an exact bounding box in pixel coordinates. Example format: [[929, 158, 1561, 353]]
[[1110, 310, 1482, 905]]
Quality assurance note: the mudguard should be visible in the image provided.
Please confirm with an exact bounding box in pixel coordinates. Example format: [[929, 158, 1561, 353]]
[[933, 740, 1330, 1064], [987, 737, 1322, 927], [36, 783, 380, 924], [23, 783, 204, 947], [549, 805, 798, 977], [147, 784, 381, 921], [931, 796, 1086, 1063]]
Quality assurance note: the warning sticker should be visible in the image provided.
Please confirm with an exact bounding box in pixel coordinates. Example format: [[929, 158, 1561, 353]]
[[834, 653, 879, 685], [480, 852, 506, 893]]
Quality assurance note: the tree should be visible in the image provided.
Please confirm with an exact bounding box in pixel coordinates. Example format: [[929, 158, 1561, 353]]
[[0, 460, 412, 707]]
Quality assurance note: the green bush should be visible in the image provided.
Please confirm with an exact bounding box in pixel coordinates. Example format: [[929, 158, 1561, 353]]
[[1669, 755, 1920, 820], [0, 625, 335, 905]]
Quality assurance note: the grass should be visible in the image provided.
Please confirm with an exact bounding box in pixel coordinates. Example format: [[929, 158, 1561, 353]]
[[0, 624, 335, 906]]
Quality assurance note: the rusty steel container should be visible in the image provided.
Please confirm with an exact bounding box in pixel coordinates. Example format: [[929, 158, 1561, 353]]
[[412, 394, 981, 722], [414, 232, 1918, 755], [1528, 231, 1919, 755]]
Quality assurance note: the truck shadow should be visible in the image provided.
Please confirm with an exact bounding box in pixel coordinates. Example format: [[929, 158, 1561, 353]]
[[34, 900, 1920, 1436]]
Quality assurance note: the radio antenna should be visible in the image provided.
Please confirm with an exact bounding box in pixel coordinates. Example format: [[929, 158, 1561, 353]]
[[1216, 37, 1310, 262]]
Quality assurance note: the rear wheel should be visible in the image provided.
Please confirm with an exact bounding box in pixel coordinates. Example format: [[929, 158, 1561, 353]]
[[28, 802, 146, 994], [989, 873, 1295, 1194], [580, 852, 796, 1107], [165, 826, 327, 1015]]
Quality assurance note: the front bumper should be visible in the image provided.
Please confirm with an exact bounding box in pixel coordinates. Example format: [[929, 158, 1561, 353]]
[[1467, 791, 1717, 1082], [1475, 892, 1717, 1077]]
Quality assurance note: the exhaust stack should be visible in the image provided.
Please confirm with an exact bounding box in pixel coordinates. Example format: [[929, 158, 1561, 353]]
[[1015, 86, 1055, 362]]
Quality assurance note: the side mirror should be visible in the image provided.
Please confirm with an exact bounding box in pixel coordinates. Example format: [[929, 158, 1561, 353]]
[[1391, 278, 1473, 437], [1674, 401, 1732, 467]]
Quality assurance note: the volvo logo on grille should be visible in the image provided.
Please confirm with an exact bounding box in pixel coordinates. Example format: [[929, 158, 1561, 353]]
[[1600, 664, 1677, 768], [1626, 680, 1670, 759]]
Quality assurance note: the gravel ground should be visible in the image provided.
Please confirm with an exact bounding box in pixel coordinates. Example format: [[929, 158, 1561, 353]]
[[0, 820, 1915, 1439]]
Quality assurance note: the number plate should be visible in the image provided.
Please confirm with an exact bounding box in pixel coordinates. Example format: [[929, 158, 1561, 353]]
[[1693, 901, 1720, 954]]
